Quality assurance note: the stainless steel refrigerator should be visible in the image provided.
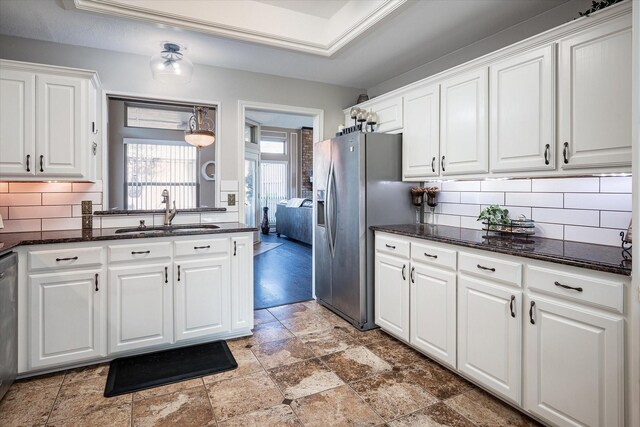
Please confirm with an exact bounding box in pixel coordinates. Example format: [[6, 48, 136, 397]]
[[314, 132, 414, 330]]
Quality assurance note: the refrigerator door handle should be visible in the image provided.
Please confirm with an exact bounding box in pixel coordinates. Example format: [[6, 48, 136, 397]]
[[326, 162, 335, 258]]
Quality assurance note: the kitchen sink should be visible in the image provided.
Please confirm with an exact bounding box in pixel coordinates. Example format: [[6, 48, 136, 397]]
[[115, 224, 220, 234]]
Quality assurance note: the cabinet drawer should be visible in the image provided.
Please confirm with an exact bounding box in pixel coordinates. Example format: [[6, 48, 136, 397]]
[[29, 247, 102, 271], [376, 234, 410, 258], [459, 252, 522, 287], [174, 238, 228, 257], [108, 242, 172, 263], [410, 242, 456, 270], [527, 265, 624, 313]]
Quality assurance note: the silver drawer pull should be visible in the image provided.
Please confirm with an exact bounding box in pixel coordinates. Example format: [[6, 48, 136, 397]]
[[56, 256, 78, 262], [131, 250, 151, 255], [554, 281, 583, 292], [477, 264, 495, 272], [194, 245, 210, 250], [424, 253, 438, 259], [385, 244, 396, 249]]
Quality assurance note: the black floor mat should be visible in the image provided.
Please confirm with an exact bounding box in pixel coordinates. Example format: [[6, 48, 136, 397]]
[[104, 341, 237, 397]]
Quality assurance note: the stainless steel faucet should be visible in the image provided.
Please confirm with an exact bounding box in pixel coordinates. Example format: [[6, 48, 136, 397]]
[[161, 189, 177, 226]]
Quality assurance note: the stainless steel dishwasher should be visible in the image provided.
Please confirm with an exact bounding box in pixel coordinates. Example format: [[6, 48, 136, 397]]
[[0, 252, 17, 401]]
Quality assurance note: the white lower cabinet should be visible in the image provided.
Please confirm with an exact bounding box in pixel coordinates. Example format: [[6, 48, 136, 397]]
[[174, 256, 230, 342], [410, 262, 456, 368], [29, 269, 105, 369], [108, 262, 173, 354], [525, 296, 624, 427], [374, 252, 410, 341], [458, 274, 522, 404], [231, 235, 254, 331]]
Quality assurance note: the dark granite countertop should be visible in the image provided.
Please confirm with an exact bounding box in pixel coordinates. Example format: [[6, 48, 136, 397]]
[[0, 223, 257, 256], [370, 224, 631, 276], [94, 207, 227, 215]]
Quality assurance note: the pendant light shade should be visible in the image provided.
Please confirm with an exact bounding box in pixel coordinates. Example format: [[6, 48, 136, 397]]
[[185, 106, 215, 148], [150, 42, 193, 84]]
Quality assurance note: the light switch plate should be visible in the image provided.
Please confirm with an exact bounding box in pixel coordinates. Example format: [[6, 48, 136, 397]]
[[227, 194, 236, 206]]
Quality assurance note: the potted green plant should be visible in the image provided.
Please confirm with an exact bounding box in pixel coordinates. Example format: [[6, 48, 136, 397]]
[[478, 205, 511, 231]]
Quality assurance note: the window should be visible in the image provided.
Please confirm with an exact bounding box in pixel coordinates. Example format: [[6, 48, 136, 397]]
[[260, 130, 287, 155], [126, 105, 193, 130], [125, 140, 198, 210], [260, 161, 288, 223]]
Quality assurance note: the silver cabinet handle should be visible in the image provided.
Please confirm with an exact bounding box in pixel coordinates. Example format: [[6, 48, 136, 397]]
[[234, 241, 237, 256], [477, 264, 495, 272], [194, 245, 210, 250], [554, 281, 583, 292], [164, 266, 168, 284], [410, 267, 415, 283], [563, 142, 569, 164], [95, 273, 99, 292], [131, 250, 150, 255], [177, 265, 181, 282], [56, 256, 78, 262], [510, 295, 516, 318], [529, 301, 536, 325], [39, 155, 44, 172], [441, 156, 445, 172], [544, 144, 550, 165], [424, 253, 437, 259], [431, 157, 436, 173], [402, 264, 406, 280], [385, 244, 396, 249], [26, 154, 30, 172]]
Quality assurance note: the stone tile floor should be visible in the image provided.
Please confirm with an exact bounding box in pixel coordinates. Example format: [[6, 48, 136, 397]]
[[0, 300, 544, 426]]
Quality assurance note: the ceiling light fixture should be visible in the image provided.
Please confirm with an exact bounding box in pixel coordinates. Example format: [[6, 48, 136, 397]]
[[185, 106, 215, 148], [150, 42, 193, 84]]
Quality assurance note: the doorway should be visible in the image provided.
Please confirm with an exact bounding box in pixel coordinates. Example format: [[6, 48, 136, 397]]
[[240, 103, 323, 309]]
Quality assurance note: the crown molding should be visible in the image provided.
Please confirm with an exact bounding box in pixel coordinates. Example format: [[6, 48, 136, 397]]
[[62, 0, 408, 57]]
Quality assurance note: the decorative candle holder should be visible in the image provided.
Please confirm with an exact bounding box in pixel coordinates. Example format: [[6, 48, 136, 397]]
[[425, 187, 439, 226], [410, 187, 426, 224]]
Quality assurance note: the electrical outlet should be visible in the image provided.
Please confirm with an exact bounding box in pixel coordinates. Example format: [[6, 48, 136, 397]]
[[227, 194, 236, 206]]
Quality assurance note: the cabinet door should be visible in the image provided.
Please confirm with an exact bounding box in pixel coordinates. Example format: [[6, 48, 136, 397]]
[[403, 84, 440, 179], [440, 68, 488, 175], [410, 263, 456, 368], [29, 269, 105, 368], [374, 252, 409, 341], [174, 256, 230, 341], [108, 263, 173, 353], [231, 235, 253, 331], [36, 74, 87, 177], [490, 45, 555, 172], [458, 275, 521, 404], [0, 69, 35, 177], [558, 15, 632, 169], [369, 96, 403, 133], [525, 296, 623, 427]]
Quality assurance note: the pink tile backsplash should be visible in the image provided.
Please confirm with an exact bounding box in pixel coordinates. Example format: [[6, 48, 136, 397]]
[[425, 176, 632, 246], [0, 181, 104, 233]]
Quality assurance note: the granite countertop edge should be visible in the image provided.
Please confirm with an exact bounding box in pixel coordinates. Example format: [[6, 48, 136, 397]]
[[94, 207, 227, 215], [370, 224, 631, 276], [0, 223, 257, 255]]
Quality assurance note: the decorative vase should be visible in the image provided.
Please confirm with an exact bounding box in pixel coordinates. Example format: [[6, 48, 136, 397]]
[[261, 207, 270, 235]]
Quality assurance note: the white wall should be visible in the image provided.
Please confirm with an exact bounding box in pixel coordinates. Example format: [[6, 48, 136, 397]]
[[0, 35, 363, 186], [368, 0, 592, 97]]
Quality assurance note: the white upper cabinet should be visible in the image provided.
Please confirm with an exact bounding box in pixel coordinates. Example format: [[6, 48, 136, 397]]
[[368, 95, 403, 133], [440, 68, 489, 175], [490, 45, 555, 172], [0, 60, 100, 182], [0, 69, 36, 176], [558, 14, 632, 169], [402, 84, 440, 179]]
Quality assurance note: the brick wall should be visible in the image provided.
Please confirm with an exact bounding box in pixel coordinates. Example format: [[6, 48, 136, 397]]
[[300, 127, 314, 199]]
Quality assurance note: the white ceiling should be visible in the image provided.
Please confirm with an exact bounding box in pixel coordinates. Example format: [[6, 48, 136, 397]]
[[245, 109, 314, 129], [0, 0, 573, 89], [254, 0, 349, 19]]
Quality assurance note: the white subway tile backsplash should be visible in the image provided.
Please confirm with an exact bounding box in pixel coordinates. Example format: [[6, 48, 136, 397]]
[[72, 181, 104, 193], [0, 207, 7, 219], [220, 180, 239, 191], [41, 217, 83, 231], [72, 204, 103, 217], [460, 192, 504, 205], [0, 183, 8, 193], [440, 203, 481, 217], [0, 219, 41, 233], [0, 193, 41, 206], [599, 176, 632, 193], [201, 212, 240, 223], [437, 192, 460, 203], [100, 215, 155, 229], [564, 226, 624, 246], [8, 182, 71, 193], [531, 208, 599, 227], [9, 205, 72, 219], [433, 214, 461, 228], [153, 213, 201, 226], [460, 216, 484, 230], [534, 222, 564, 240], [441, 180, 481, 192], [600, 211, 632, 229], [564, 193, 632, 211], [42, 192, 102, 206], [531, 177, 599, 193], [501, 206, 532, 219], [505, 192, 563, 208], [481, 179, 531, 192]]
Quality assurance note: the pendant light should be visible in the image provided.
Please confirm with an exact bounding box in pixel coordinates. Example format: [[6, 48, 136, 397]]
[[150, 42, 193, 84], [185, 106, 215, 148]]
